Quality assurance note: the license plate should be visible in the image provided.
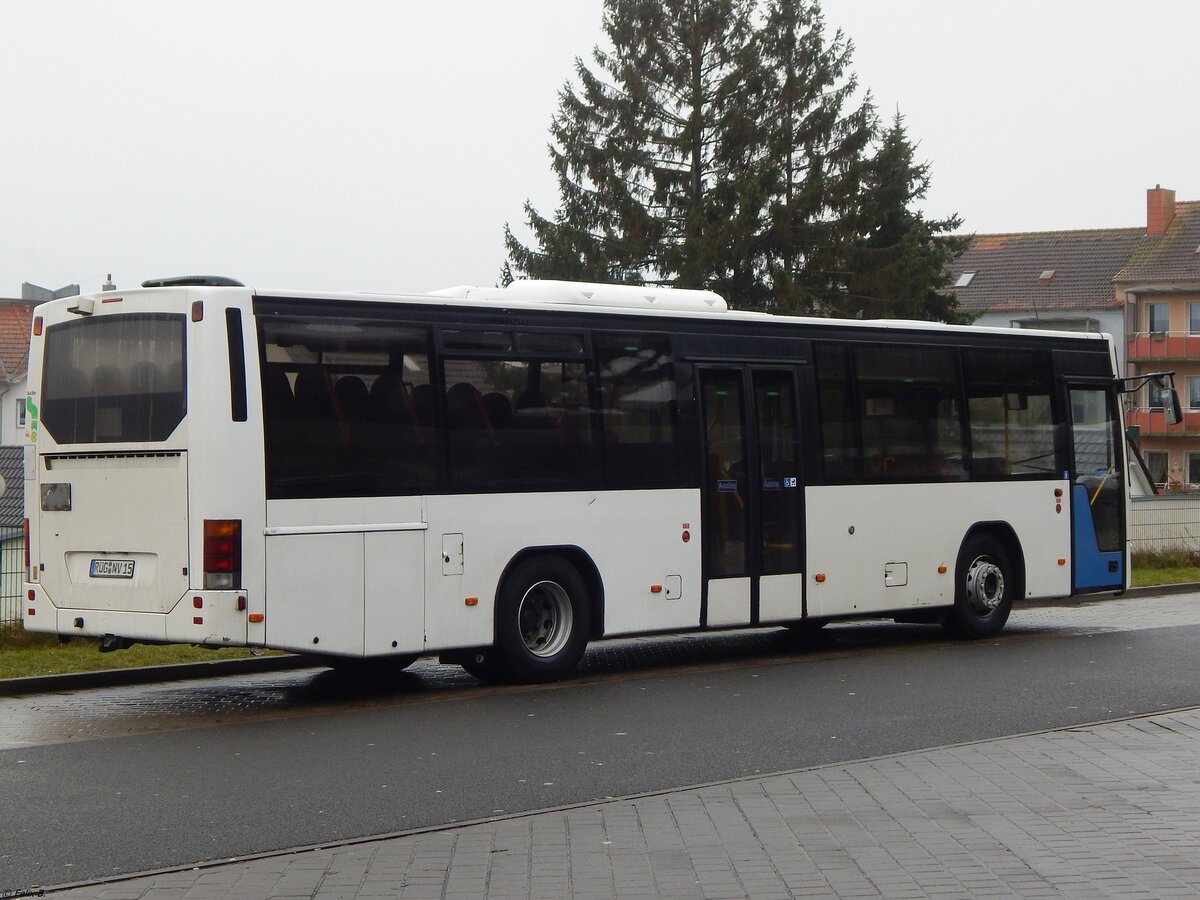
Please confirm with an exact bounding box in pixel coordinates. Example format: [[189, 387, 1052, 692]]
[[90, 559, 135, 579]]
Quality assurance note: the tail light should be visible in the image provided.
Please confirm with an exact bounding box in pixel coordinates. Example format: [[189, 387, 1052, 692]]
[[203, 519, 241, 589]]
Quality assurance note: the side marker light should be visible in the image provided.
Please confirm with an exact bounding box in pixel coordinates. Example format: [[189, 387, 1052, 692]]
[[937, 565, 948, 574], [465, 597, 479, 607], [248, 613, 264, 623], [650, 584, 663, 594], [814, 573, 826, 583]]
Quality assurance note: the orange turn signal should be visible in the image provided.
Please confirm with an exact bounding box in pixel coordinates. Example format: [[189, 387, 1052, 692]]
[[248, 613, 264, 623]]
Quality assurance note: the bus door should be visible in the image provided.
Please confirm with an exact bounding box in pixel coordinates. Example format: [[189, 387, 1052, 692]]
[[1067, 383, 1125, 591], [699, 367, 805, 626]]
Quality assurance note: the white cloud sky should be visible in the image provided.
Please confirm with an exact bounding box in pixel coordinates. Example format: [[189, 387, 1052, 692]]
[[2, 0, 1196, 297]]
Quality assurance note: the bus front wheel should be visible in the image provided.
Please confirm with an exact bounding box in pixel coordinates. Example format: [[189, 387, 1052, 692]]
[[943, 533, 1015, 639], [495, 555, 591, 683]]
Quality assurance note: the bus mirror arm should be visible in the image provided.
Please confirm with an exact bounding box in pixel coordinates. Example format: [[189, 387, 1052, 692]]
[[1120, 371, 1182, 426]]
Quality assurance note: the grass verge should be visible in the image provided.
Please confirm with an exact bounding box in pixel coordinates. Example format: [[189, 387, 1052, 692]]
[[1130, 548, 1200, 589], [0, 629, 276, 680]]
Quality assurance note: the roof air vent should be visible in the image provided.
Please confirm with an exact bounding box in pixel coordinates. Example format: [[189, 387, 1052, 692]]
[[140, 276, 245, 288]]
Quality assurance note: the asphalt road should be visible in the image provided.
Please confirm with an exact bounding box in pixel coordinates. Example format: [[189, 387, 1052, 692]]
[[2, 606, 1198, 892]]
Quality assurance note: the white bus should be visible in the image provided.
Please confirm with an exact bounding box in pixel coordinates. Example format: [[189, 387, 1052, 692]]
[[23, 276, 1136, 682]]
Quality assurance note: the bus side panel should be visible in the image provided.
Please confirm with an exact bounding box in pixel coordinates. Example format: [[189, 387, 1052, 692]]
[[804, 480, 1072, 618], [423, 488, 701, 650], [263, 496, 426, 656], [265, 532, 366, 655]]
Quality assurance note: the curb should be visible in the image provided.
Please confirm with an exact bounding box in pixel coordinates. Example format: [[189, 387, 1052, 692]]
[[0, 653, 318, 698]]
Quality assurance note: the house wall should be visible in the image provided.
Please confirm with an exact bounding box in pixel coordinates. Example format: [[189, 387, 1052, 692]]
[[1124, 291, 1200, 489], [0, 375, 27, 446]]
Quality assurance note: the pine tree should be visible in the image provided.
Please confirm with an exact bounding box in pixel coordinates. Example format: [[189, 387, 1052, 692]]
[[503, 0, 757, 289], [843, 112, 970, 322], [505, 0, 958, 319], [758, 0, 875, 315]]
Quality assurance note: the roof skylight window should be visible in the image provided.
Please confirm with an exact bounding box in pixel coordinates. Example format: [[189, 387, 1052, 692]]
[[954, 272, 975, 287], [1039, 270, 1055, 281]]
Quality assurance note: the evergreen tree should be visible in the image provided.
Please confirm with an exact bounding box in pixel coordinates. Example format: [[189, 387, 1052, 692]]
[[505, 0, 959, 319], [844, 112, 970, 322], [758, 0, 875, 314], [504, 0, 757, 289]]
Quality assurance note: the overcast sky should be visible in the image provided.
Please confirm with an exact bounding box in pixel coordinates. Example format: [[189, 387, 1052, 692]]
[[2, 0, 1196, 298]]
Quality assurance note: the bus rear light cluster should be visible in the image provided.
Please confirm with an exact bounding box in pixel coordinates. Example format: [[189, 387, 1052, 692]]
[[203, 519, 242, 590]]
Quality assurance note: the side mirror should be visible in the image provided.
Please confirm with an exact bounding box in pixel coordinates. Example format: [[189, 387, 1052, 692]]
[[1152, 374, 1183, 426]]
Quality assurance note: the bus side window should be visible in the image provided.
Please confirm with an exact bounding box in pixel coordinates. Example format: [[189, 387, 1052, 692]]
[[814, 343, 861, 481], [596, 334, 677, 488], [853, 344, 966, 482], [963, 349, 1056, 478]]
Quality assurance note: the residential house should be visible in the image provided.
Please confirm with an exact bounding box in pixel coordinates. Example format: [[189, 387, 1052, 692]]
[[0, 299, 34, 446], [946, 186, 1200, 492], [1118, 188, 1200, 488], [945, 223, 1144, 373]]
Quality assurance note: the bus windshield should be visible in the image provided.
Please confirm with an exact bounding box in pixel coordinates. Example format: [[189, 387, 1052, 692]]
[[40, 313, 187, 443]]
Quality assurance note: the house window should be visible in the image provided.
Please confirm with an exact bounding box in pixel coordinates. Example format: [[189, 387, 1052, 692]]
[[15, 397, 26, 428], [1144, 450, 1168, 487], [1147, 302, 1169, 334], [1190, 377, 1200, 411], [1190, 303, 1200, 335], [1189, 453, 1200, 487]]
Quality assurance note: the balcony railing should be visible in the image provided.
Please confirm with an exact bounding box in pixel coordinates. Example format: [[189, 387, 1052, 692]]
[[1127, 331, 1200, 361], [1127, 406, 1200, 436]]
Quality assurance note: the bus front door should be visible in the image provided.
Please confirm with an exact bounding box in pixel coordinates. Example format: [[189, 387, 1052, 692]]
[[699, 367, 805, 627], [1068, 385, 1125, 592]]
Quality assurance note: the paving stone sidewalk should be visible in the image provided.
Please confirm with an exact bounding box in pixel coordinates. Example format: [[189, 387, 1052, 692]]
[[47, 705, 1200, 899]]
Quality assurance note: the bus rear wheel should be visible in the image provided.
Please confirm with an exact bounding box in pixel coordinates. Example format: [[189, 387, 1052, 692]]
[[495, 555, 591, 683], [943, 533, 1015, 639]]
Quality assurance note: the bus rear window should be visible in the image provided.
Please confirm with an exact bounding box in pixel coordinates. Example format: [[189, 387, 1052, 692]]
[[41, 314, 187, 444]]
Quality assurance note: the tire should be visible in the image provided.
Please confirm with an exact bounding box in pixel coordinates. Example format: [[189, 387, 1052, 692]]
[[494, 555, 591, 683], [943, 533, 1017, 639]]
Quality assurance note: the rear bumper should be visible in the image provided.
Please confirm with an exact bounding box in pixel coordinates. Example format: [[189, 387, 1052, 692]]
[[23, 583, 250, 648]]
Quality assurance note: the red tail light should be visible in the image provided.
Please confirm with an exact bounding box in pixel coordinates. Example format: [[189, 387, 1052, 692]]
[[203, 519, 241, 589]]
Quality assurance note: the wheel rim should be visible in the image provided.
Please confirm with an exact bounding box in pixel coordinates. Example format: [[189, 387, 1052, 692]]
[[517, 580, 573, 658], [964, 554, 1005, 615]]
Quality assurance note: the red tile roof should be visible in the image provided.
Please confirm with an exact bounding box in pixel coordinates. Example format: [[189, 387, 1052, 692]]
[[1115, 201, 1200, 284], [946, 228, 1145, 314], [0, 300, 34, 383]]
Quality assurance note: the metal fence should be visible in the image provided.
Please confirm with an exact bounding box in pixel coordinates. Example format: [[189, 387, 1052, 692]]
[[0, 526, 23, 637], [1129, 494, 1200, 556]]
